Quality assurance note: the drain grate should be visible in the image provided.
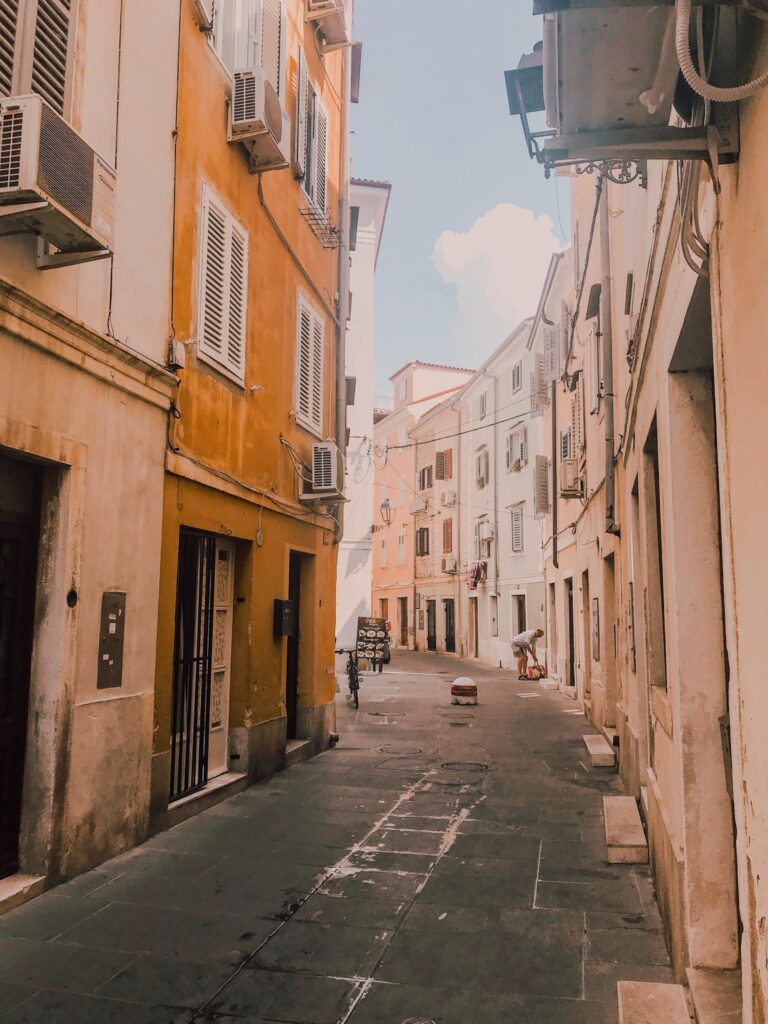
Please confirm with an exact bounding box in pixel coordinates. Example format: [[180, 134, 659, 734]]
[[449, 722, 470, 728], [368, 711, 406, 718], [433, 760, 491, 773]]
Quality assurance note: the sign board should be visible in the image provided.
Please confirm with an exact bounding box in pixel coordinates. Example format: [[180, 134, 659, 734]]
[[356, 616, 388, 662]]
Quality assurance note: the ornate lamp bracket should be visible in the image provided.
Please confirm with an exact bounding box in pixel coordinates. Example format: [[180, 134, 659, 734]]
[[574, 159, 648, 188]]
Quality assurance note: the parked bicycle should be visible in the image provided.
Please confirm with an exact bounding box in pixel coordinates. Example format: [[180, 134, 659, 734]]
[[335, 648, 361, 708]]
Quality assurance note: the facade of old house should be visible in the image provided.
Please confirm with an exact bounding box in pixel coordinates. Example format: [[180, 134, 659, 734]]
[[0, 0, 178, 892], [335, 178, 390, 649], [152, 0, 354, 830], [507, 6, 768, 1018]]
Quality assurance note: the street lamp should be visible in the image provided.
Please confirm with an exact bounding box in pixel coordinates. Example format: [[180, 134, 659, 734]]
[[380, 499, 394, 527]]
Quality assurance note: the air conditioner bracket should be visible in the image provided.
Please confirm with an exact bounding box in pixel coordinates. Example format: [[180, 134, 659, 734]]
[[36, 237, 112, 270]]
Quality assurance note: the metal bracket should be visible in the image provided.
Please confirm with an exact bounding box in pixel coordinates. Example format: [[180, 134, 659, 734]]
[[0, 200, 52, 220], [36, 237, 112, 270], [575, 159, 648, 187]]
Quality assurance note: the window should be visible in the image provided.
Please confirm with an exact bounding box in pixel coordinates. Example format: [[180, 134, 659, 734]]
[[435, 449, 453, 481], [506, 426, 527, 472], [198, 184, 249, 383], [543, 323, 560, 382], [490, 595, 498, 637], [511, 505, 524, 553], [380, 537, 388, 568], [571, 377, 584, 457], [475, 446, 489, 489], [295, 291, 325, 435], [534, 455, 550, 519], [212, 0, 285, 96], [479, 392, 487, 419], [416, 527, 430, 557], [1, 0, 76, 116], [511, 360, 523, 394], [297, 52, 328, 214], [474, 518, 492, 559], [442, 518, 453, 554], [397, 532, 406, 565], [418, 466, 433, 491], [512, 594, 527, 635], [530, 353, 548, 418]]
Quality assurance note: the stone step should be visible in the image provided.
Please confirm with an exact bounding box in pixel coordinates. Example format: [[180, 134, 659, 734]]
[[687, 967, 742, 1024], [583, 732, 616, 767], [286, 739, 312, 768], [618, 981, 690, 1024], [540, 679, 559, 691], [604, 795, 649, 864]]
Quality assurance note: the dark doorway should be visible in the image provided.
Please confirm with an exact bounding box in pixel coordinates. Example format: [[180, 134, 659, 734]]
[[426, 600, 437, 651], [444, 599, 456, 653], [566, 577, 576, 688], [398, 596, 408, 647], [513, 594, 527, 636], [286, 552, 303, 740], [170, 529, 216, 802], [0, 455, 41, 879]]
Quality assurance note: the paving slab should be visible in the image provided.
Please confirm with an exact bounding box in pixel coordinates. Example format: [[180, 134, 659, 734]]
[[617, 979, 690, 1023], [584, 733, 616, 767]]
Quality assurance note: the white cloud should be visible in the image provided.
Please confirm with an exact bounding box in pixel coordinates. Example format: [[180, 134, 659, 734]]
[[432, 203, 562, 358]]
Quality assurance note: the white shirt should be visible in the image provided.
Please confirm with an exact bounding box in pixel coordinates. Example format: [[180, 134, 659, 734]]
[[513, 629, 539, 647]]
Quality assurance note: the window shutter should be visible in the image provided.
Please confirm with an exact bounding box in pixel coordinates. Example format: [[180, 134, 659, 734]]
[[505, 434, 511, 472], [589, 328, 600, 413], [296, 297, 313, 426], [311, 313, 324, 434], [295, 46, 308, 178], [520, 426, 528, 465], [260, 0, 283, 94], [0, 0, 19, 97], [543, 323, 560, 382], [435, 451, 445, 480], [199, 193, 228, 363], [444, 448, 452, 480], [560, 427, 572, 462], [31, 0, 73, 115], [226, 222, 248, 375], [443, 518, 452, 554], [314, 99, 328, 214], [531, 354, 547, 418], [512, 360, 522, 393], [534, 455, 550, 518], [511, 507, 524, 553], [571, 381, 583, 455]]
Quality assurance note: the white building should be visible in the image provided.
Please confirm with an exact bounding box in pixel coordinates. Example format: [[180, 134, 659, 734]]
[[335, 179, 391, 647], [457, 319, 548, 666]]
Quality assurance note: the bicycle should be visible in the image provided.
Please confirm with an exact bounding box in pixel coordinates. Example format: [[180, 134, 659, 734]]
[[336, 648, 360, 708]]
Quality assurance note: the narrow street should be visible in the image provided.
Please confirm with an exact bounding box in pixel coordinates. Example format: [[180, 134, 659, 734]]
[[0, 652, 672, 1023]]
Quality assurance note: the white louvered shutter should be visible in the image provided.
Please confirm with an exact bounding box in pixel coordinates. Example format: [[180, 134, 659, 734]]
[[31, 0, 73, 115], [311, 313, 324, 434], [520, 426, 528, 465], [589, 328, 600, 413], [530, 354, 546, 418], [314, 99, 328, 213], [571, 379, 584, 456], [505, 433, 512, 471], [295, 47, 308, 178], [260, 0, 283, 94], [512, 360, 522, 393], [0, 0, 19, 98], [511, 507, 524, 553], [199, 188, 248, 381], [296, 297, 313, 426], [227, 223, 248, 374], [560, 428, 572, 462], [534, 455, 550, 519], [543, 323, 560, 382], [561, 301, 571, 364]]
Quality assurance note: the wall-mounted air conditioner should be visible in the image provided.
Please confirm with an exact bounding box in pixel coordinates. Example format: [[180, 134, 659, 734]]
[[300, 443, 345, 501], [442, 491, 457, 506], [441, 557, 458, 574], [479, 522, 495, 542], [0, 96, 116, 267], [560, 459, 583, 497], [305, 0, 352, 46], [193, 0, 215, 31], [229, 68, 290, 172]]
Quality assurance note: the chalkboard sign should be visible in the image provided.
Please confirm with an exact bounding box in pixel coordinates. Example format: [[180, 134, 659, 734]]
[[356, 616, 388, 662]]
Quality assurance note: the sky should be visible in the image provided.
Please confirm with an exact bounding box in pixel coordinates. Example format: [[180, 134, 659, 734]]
[[350, 0, 569, 393]]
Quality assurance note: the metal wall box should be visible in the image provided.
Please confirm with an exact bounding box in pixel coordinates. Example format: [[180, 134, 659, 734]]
[[274, 598, 298, 638], [97, 591, 126, 689]]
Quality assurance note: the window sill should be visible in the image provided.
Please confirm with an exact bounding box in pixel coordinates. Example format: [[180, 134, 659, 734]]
[[196, 346, 245, 389], [294, 417, 325, 441]]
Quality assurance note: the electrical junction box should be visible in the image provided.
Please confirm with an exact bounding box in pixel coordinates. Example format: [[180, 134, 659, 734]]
[[274, 599, 298, 638], [97, 591, 126, 689]]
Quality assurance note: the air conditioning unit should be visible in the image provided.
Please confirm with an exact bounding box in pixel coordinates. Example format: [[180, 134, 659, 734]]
[[479, 522, 495, 542], [441, 557, 458, 574], [193, 0, 215, 31], [228, 68, 290, 172], [300, 443, 345, 501], [561, 459, 583, 497], [305, 0, 352, 46], [442, 491, 457, 506], [0, 96, 116, 264]]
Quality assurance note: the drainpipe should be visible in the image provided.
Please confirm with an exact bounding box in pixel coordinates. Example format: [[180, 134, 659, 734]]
[[334, 50, 352, 545], [550, 379, 559, 569], [450, 396, 464, 655], [600, 180, 620, 536], [480, 371, 500, 599]]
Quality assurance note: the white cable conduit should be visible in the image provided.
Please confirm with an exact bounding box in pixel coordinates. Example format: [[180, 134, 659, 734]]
[[676, 0, 768, 102]]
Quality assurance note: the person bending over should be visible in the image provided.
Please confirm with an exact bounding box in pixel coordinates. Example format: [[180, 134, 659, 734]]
[[512, 628, 544, 680]]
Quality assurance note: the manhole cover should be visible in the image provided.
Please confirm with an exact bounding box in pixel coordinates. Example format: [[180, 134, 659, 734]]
[[440, 711, 475, 719], [449, 722, 470, 728], [434, 761, 491, 773], [374, 745, 423, 755]]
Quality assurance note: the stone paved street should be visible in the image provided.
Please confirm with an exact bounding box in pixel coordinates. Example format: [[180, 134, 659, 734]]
[[0, 652, 675, 1022]]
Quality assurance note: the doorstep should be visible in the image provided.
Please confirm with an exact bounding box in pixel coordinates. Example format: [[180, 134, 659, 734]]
[[0, 873, 46, 918], [618, 980, 690, 1024], [604, 795, 649, 864], [687, 967, 742, 1024], [583, 732, 616, 767], [286, 738, 312, 768], [167, 771, 249, 829]]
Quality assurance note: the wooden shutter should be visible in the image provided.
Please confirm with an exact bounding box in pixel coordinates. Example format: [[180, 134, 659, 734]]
[[560, 427, 572, 462], [505, 433, 512, 471], [311, 313, 324, 434], [543, 323, 560, 382], [534, 455, 550, 518], [531, 354, 546, 418], [512, 360, 522, 393], [520, 426, 528, 465], [295, 46, 308, 178], [511, 507, 524, 553], [314, 99, 328, 213], [296, 294, 324, 435], [443, 518, 452, 554], [571, 380, 583, 456], [260, 0, 282, 94], [588, 328, 600, 413], [31, 0, 73, 115], [444, 448, 452, 480], [0, 0, 19, 97], [199, 187, 248, 380], [435, 451, 445, 480]]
